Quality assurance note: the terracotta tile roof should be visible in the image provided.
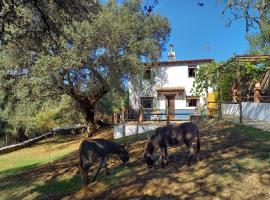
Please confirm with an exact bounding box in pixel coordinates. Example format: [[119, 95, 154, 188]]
[[156, 86, 185, 92], [145, 59, 214, 67]]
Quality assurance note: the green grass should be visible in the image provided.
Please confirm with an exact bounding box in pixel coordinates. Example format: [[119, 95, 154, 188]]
[[99, 165, 131, 184], [236, 124, 270, 141], [0, 130, 151, 179], [0, 135, 82, 178], [0, 175, 81, 200], [1, 122, 270, 200], [32, 176, 81, 197]]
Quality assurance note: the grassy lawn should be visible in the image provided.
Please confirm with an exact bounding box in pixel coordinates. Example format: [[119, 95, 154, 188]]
[[0, 135, 83, 178], [0, 120, 270, 200]]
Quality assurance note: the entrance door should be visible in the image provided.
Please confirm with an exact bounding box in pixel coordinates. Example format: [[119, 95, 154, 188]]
[[166, 96, 175, 120]]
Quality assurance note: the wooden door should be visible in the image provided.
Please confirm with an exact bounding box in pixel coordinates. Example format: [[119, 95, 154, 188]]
[[167, 96, 175, 120]]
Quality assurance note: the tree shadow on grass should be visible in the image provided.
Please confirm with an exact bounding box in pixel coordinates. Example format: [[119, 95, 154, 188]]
[[32, 134, 83, 147], [0, 163, 40, 179], [0, 150, 81, 197], [1, 121, 270, 200], [31, 174, 81, 200], [81, 121, 270, 199]]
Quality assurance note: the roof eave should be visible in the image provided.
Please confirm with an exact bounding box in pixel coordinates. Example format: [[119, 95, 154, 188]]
[[144, 59, 214, 67]]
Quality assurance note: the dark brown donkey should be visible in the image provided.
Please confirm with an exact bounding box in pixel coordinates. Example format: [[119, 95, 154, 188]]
[[79, 139, 129, 186], [144, 122, 200, 168]]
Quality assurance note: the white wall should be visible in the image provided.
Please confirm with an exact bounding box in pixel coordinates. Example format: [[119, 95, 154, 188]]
[[129, 64, 210, 109], [222, 104, 240, 116], [222, 102, 270, 122], [157, 95, 166, 109], [175, 93, 186, 109], [155, 65, 195, 95], [114, 124, 161, 139]]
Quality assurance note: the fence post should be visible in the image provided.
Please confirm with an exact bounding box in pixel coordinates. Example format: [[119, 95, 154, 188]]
[[218, 102, 222, 120], [239, 102, 242, 123], [166, 107, 170, 125], [122, 111, 126, 138], [5, 132, 8, 147], [139, 107, 144, 124]]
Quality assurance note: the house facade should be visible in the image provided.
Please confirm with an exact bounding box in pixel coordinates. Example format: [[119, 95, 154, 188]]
[[128, 45, 214, 120]]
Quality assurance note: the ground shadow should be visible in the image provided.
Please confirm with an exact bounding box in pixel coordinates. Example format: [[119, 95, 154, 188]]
[[1, 120, 270, 199]]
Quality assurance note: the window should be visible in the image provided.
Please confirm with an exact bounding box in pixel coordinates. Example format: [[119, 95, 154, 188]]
[[144, 68, 151, 80], [140, 97, 153, 108], [187, 98, 199, 107], [188, 65, 197, 78]]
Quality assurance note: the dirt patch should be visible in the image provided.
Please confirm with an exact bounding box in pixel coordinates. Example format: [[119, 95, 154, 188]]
[[67, 120, 270, 200]]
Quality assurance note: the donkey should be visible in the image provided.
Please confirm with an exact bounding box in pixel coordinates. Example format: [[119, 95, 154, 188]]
[[144, 122, 200, 168], [79, 139, 129, 186]]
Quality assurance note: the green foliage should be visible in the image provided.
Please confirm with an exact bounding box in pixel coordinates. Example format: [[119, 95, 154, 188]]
[[96, 91, 126, 116], [34, 95, 82, 131], [218, 62, 267, 100], [193, 60, 268, 101], [0, 0, 170, 137], [192, 62, 218, 97], [246, 32, 270, 54], [0, 0, 100, 47]]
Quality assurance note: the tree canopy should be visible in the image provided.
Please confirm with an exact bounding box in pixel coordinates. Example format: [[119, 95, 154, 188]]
[[0, 0, 170, 139], [221, 0, 270, 53]]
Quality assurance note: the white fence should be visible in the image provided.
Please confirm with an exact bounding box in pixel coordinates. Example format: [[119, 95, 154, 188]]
[[114, 124, 161, 139], [222, 102, 270, 122]]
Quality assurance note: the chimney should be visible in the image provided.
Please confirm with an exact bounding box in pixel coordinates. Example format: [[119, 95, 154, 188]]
[[168, 44, 176, 62]]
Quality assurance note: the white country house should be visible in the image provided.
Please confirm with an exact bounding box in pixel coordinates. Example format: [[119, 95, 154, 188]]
[[128, 45, 214, 120]]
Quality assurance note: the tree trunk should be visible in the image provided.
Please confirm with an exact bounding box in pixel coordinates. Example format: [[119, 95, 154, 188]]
[[17, 127, 27, 143], [84, 105, 97, 138], [66, 78, 108, 137]]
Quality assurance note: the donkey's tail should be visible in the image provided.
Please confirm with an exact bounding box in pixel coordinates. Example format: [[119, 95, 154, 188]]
[[196, 131, 200, 154]]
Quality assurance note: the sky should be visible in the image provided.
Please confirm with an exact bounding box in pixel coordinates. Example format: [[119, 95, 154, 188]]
[[149, 0, 255, 62]]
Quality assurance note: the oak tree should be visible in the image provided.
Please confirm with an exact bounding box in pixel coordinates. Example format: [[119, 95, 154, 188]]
[[0, 0, 170, 137]]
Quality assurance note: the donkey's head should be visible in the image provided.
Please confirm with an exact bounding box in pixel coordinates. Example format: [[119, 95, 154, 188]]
[[118, 142, 129, 164], [144, 141, 155, 168]]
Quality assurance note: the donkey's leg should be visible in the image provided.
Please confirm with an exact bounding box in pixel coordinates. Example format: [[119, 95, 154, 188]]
[[160, 146, 168, 168], [196, 134, 200, 162], [184, 139, 195, 166], [103, 160, 110, 175], [92, 161, 104, 182], [79, 164, 90, 186]]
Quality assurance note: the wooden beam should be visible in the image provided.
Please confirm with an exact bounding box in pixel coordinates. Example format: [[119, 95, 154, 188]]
[[238, 59, 258, 63], [220, 54, 270, 68], [238, 55, 270, 59]]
